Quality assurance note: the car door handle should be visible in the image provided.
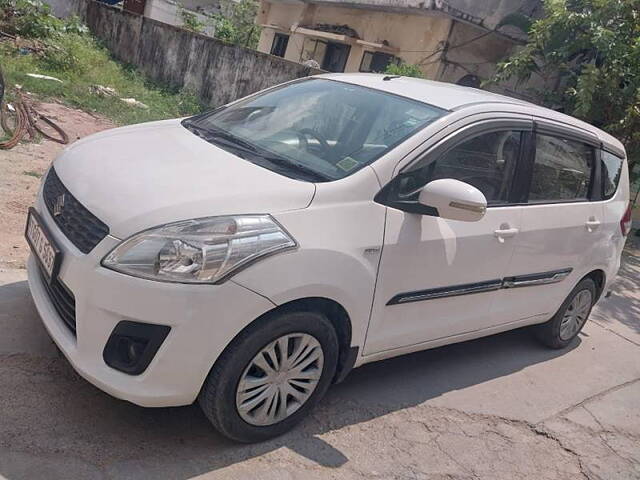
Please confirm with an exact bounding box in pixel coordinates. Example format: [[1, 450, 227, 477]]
[[585, 218, 601, 232], [494, 227, 519, 243]]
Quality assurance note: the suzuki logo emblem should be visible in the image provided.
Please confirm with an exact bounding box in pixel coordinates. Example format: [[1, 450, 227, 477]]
[[53, 194, 65, 217]]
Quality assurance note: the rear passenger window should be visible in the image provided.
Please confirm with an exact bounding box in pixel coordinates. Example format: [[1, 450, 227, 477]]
[[529, 135, 594, 202], [400, 130, 522, 205], [601, 151, 624, 199]]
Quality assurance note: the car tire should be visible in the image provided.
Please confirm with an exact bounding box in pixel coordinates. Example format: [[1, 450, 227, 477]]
[[198, 310, 339, 443], [535, 278, 596, 349]]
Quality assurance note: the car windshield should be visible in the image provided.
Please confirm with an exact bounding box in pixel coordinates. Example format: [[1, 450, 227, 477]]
[[183, 78, 446, 182]]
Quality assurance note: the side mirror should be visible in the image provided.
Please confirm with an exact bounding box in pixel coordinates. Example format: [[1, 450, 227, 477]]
[[419, 179, 487, 222]]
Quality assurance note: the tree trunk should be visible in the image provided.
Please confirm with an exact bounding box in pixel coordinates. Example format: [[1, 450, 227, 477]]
[[0, 65, 5, 105]]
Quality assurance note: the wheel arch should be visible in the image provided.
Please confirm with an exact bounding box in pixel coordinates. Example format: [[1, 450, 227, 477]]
[[202, 296, 357, 394], [582, 269, 606, 302], [273, 297, 356, 383]]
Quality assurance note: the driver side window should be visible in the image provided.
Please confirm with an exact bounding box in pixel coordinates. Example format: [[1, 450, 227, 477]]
[[399, 130, 524, 205]]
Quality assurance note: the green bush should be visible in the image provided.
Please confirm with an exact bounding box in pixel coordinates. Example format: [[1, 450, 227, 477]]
[[180, 8, 205, 33], [1, 1, 90, 74], [0, 0, 204, 125], [1, 0, 63, 38], [384, 62, 424, 78], [213, 0, 261, 48]]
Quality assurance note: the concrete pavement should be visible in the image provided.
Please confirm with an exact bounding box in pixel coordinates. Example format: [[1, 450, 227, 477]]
[[0, 247, 638, 479]]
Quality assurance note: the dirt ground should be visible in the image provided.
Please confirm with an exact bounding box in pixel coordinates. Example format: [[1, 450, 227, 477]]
[[0, 101, 114, 269]]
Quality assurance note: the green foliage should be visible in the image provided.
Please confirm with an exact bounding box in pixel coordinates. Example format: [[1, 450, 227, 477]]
[[180, 8, 205, 34], [384, 62, 424, 78], [213, 15, 235, 43], [61, 15, 89, 35], [0, 1, 203, 125], [1, 0, 57, 37], [493, 0, 640, 174], [213, 0, 261, 48]]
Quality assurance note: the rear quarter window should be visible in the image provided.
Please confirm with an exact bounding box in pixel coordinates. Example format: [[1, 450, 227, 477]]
[[601, 150, 624, 199]]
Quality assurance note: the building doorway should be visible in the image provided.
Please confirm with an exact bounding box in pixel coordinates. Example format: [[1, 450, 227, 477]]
[[322, 42, 350, 72], [301, 38, 351, 73]]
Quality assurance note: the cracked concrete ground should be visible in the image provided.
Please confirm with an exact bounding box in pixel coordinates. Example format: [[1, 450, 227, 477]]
[[0, 241, 638, 479]]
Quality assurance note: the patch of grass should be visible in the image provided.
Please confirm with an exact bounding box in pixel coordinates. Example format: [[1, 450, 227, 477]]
[[23, 170, 42, 178], [0, 31, 204, 126]]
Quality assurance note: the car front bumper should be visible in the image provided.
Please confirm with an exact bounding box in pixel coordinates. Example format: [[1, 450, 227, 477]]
[[27, 194, 275, 407]]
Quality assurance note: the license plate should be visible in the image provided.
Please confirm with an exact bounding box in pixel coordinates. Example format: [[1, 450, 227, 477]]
[[25, 207, 61, 281]]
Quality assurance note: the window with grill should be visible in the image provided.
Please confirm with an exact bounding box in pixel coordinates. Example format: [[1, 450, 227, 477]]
[[270, 33, 289, 57], [359, 51, 399, 73]]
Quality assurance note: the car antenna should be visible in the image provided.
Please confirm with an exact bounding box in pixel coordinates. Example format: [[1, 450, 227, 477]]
[[382, 75, 402, 81]]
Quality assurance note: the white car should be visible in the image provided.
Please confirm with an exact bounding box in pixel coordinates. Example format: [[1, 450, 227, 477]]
[[26, 74, 631, 442]]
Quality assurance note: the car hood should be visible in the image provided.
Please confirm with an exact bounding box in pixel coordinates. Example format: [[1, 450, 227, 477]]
[[53, 119, 316, 239]]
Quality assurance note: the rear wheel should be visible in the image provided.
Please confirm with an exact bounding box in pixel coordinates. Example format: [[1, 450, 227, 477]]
[[198, 310, 339, 443], [535, 278, 596, 349]]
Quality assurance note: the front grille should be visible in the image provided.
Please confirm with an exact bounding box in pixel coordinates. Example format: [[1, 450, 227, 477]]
[[38, 267, 77, 335], [43, 168, 109, 254]]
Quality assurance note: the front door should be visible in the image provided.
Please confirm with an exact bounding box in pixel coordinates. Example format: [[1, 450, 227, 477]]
[[365, 126, 530, 355]]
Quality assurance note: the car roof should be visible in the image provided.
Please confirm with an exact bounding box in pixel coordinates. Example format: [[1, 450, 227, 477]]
[[318, 73, 626, 158]]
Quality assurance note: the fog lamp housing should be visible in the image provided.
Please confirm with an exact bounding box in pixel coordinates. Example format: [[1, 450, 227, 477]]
[[103, 321, 171, 375]]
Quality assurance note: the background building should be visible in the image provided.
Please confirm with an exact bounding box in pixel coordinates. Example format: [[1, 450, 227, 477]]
[[256, 0, 541, 94]]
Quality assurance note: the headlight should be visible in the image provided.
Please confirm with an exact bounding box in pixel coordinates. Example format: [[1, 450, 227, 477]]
[[102, 215, 296, 284]]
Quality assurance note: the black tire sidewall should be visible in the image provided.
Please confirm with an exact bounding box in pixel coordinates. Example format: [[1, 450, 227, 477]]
[[544, 278, 596, 348], [201, 311, 339, 442]]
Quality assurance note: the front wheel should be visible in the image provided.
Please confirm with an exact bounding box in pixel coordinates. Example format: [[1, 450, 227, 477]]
[[198, 310, 339, 443], [535, 278, 596, 349]]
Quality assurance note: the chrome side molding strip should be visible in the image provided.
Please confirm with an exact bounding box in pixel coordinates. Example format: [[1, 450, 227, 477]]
[[387, 268, 573, 306], [502, 268, 573, 289], [387, 279, 503, 306]]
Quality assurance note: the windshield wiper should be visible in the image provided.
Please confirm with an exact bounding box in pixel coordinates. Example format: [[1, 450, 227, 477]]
[[186, 123, 259, 159], [208, 129, 330, 181], [206, 128, 262, 154], [184, 122, 330, 182], [183, 121, 252, 149], [256, 154, 331, 182], [182, 120, 213, 139]]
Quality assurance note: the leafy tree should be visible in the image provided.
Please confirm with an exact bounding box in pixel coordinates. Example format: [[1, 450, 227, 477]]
[[384, 62, 424, 78], [213, 0, 261, 48], [493, 0, 640, 175], [0, 63, 4, 104]]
